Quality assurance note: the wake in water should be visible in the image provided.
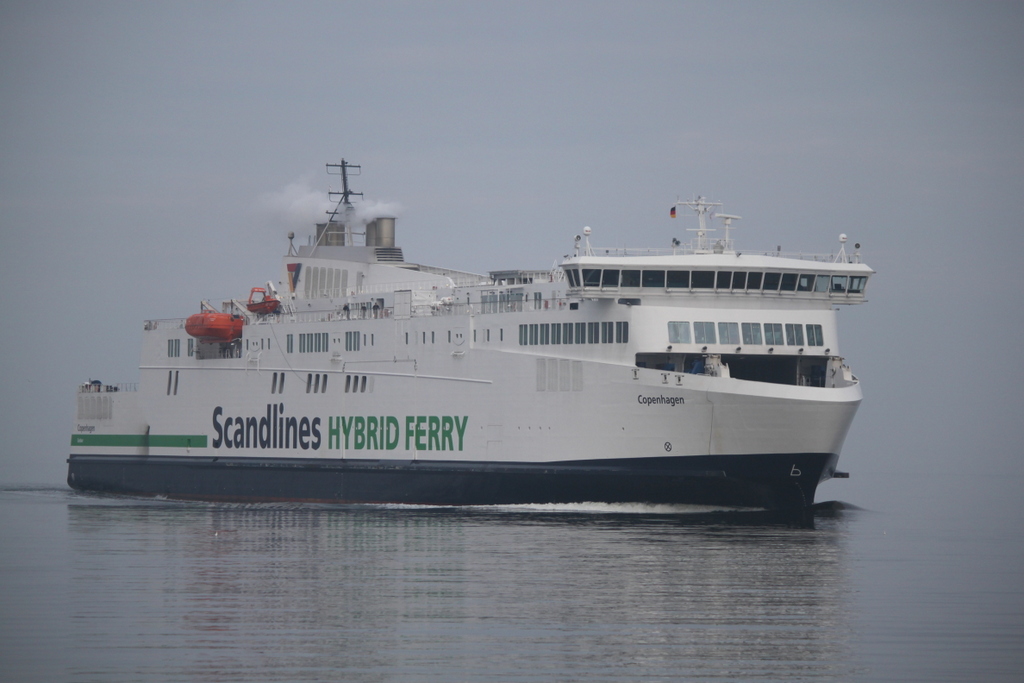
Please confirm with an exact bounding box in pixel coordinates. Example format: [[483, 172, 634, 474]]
[[2, 485, 857, 528]]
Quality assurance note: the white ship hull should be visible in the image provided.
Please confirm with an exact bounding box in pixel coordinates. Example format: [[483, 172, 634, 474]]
[[69, 172, 871, 510]]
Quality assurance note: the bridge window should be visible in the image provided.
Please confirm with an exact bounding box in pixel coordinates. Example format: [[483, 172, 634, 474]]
[[798, 274, 816, 291], [716, 271, 732, 289], [667, 270, 689, 288], [668, 322, 691, 344], [849, 276, 867, 293], [785, 323, 805, 346], [691, 271, 714, 289], [620, 270, 640, 287], [830, 275, 848, 293], [731, 272, 747, 289], [746, 272, 763, 290], [763, 272, 781, 291], [601, 270, 619, 287], [718, 322, 740, 345], [807, 324, 824, 346], [781, 273, 798, 291], [642, 270, 665, 288], [694, 322, 716, 344], [582, 269, 602, 287]]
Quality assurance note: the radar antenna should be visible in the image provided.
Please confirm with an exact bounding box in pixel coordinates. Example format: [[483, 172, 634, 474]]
[[716, 214, 742, 251], [326, 159, 363, 207], [675, 196, 722, 253], [315, 159, 363, 251]]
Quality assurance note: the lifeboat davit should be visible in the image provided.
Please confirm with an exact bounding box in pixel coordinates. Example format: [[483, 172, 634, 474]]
[[246, 287, 280, 315], [185, 312, 244, 343]]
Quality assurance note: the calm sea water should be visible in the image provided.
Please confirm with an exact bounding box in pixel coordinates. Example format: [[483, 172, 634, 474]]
[[1, 472, 1021, 683]]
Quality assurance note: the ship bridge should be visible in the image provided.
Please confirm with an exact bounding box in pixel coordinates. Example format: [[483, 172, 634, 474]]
[[561, 251, 873, 304], [560, 199, 873, 304]]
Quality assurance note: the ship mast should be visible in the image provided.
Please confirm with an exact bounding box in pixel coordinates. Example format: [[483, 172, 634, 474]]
[[673, 196, 741, 253], [314, 159, 363, 251]]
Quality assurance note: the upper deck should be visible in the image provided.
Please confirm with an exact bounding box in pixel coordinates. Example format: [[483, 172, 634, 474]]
[[560, 198, 872, 304], [561, 249, 872, 304]]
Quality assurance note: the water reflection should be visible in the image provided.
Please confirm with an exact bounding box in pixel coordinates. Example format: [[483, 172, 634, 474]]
[[64, 497, 857, 682]]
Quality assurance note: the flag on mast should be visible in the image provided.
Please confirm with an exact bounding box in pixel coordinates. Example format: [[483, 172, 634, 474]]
[[670, 206, 676, 218]]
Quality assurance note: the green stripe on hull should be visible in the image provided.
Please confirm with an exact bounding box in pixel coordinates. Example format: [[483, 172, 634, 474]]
[[71, 434, 208, 448]]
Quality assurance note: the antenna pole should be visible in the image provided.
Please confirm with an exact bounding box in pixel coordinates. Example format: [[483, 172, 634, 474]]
[[676, 196, 722, 252], [322, 159, 364, 248], [326, 158, 363, 206]]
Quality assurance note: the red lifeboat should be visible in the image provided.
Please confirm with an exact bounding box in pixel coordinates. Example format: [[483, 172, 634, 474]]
[[246, 287, 281, 315], [185, 312, 244, 343]]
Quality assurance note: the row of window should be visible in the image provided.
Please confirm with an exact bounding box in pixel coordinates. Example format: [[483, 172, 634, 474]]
[[518, 322, 629, 346], [475, 328, 503, 343], [668, 322, 825, 347], [182, 327, 491, 357], [171, 337, 269, 358], [306, 373, 328, 394], [166, 370, 179, 395], [298, 332, 329, 353], [273, 371, 371, 394], [345, 374, 370, 393], [566, 268, 867, 294]]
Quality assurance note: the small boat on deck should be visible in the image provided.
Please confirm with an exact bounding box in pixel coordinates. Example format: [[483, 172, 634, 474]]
[[246, 287, 281, 315]]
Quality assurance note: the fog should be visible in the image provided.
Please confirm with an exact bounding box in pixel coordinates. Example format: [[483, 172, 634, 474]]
[[1, 1, 1022, 511]]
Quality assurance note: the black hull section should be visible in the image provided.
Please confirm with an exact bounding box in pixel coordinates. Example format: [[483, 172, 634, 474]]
[[68, 452, 839, 510]]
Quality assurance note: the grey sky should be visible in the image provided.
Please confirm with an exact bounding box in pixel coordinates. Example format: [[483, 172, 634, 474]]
[[1, 1, 1022, 503]]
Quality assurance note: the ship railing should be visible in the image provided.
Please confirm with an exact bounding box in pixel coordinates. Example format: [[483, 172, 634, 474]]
[[284, 299, 578, 320], [150, 296, 594, 332], [144, 318, 185, 330], [354, 281, 446, 296], [584, 245, 862, 264], [282, 309, 394, 324], [412, 265, 492, 287], [300, 274, 490, 300], [272, 296, 578, 322], [79, 382, 138, 393]]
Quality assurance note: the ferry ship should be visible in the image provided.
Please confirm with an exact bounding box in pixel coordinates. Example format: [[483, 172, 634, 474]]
[[68, 160, 872, 510]]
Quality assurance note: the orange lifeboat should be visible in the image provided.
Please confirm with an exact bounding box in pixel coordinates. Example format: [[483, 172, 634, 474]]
[[185, 312, 244, 343], [246, 287, 281, 315]]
